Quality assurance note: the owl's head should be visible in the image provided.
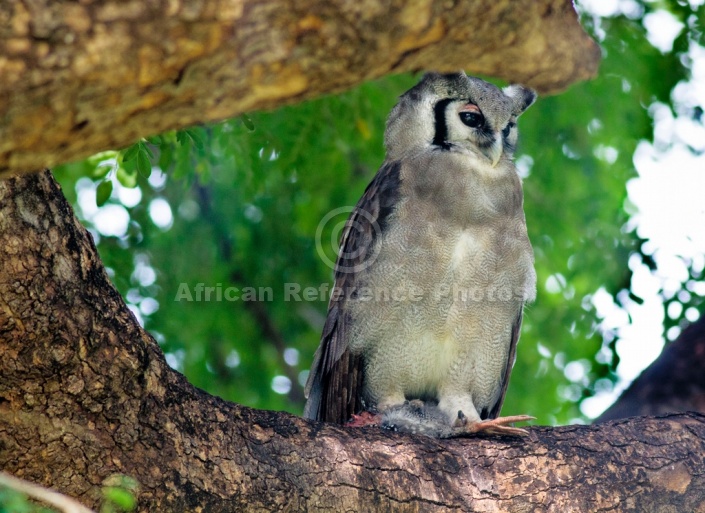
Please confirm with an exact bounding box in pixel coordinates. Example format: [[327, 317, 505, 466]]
[[384, 72, 536, 165]]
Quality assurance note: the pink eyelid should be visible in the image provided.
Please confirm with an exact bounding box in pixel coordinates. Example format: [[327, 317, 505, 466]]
[[459, 103, 481, 113]]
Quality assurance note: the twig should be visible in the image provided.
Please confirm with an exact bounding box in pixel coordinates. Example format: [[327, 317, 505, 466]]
[[0, 471, 95, 513]]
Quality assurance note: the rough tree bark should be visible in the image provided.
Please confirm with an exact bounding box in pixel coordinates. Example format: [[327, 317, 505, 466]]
[[1, 171, 705, 512], [0, 0, 599, 177]]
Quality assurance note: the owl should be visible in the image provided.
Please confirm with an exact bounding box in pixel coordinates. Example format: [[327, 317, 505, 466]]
[[304, 72, 537, 437]]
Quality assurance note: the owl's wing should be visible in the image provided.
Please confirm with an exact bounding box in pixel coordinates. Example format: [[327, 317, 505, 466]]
[[486, 310, 524, 420], [303, 160, 402, 423]]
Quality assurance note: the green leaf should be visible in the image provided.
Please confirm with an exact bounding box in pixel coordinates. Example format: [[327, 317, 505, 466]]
[[103, 487, 136, 511], [96, 180, 113, 206], [158, 145, 174, 172], [86, 151, 118, 167], [100, 475, 138, 513], [241, 114, 255, 131], [92, 161, 113, 180], [142, 143, 154, 159], [172, 143, 191, 179], [122, 156, 137, 175], [161, 131, 177, 144], [136, 150, 152, 178], [122, 144, 140, 163], [116, 166, 137, 188], [185, 128, 206, 151], [176, 131, 189, 146]]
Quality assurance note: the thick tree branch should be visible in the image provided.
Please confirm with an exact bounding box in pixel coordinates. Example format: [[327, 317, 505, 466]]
[[2, 172, 705, 511], [0, 0, 599, 177]]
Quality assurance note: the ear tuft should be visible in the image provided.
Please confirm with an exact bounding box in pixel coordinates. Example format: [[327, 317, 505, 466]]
[[504, 85, 537, 116]]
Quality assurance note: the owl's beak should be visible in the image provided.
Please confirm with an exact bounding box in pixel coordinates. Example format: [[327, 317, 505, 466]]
[[484, 138, 503, 168]]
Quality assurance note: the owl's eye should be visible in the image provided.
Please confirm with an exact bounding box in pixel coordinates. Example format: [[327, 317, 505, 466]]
[[502, 122, 515, 138], [459, 111, 484, 128]]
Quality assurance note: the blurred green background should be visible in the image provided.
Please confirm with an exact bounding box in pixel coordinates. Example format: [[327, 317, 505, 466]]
[[54, 1, 705, 425]]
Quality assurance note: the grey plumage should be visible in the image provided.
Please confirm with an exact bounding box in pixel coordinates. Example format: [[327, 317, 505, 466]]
[[381, 400, 456, 438], [304, 72, 537, 437]]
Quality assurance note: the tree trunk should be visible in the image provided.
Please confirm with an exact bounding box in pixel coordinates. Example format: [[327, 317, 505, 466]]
[[596, 315, 705, 423], [0, 0, 599, 177], [1, 170, 705, 512]]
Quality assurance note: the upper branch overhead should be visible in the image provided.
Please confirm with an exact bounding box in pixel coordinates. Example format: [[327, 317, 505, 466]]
[[0, 0, 599, 177]]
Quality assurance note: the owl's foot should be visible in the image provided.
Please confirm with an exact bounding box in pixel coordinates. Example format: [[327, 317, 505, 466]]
[[346, 411, 381, 427], [453, 411, 534, 436]]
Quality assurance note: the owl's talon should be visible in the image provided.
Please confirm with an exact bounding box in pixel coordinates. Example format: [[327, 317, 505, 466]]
[[458, 414, 534, 436]]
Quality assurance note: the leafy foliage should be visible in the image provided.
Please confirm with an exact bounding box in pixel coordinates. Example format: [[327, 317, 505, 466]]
[[54, 0, 704, 425]]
